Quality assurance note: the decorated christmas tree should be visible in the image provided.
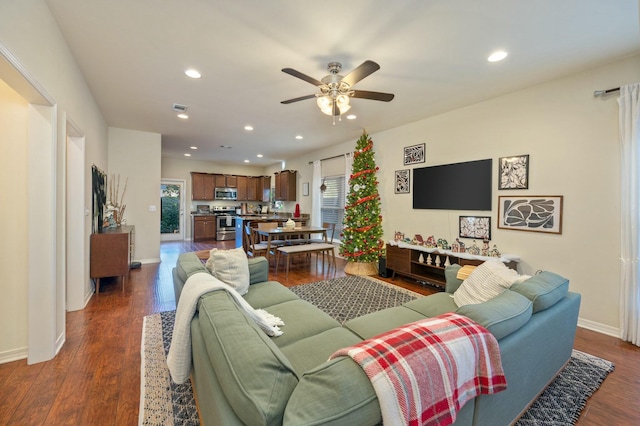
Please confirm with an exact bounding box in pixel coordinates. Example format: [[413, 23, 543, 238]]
[[340, 131, 384, 268]]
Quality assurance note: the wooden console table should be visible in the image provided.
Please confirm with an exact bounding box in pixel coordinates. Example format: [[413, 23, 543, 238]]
[[90, 225, 135, 293], [386, 242, 519, 289]]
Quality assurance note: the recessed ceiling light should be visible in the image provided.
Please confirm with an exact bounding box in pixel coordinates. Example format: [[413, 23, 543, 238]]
[[190, 146, 198, 150], [487, 50, 508, 62], [177, 113, 189, 119], [244, 159, 250, 163], [244, 125, 254, 131], [295, 135, 303, 140], [346, 114, 357, 120], [220, 145, 232, 149], [257, 154, 263, 158], [184, 153, 191, 157], [185, 69, 201, 79]]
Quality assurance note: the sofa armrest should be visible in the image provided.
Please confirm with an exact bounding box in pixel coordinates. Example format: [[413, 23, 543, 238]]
[[248, 257, 269, 284]]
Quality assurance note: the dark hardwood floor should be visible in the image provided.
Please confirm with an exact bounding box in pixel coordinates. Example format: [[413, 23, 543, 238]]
[[0, 240, 638, 425]]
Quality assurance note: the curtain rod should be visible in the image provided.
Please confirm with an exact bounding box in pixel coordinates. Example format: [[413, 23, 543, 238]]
[[308, 153, 348, 165], [593, 87, 620, 97]]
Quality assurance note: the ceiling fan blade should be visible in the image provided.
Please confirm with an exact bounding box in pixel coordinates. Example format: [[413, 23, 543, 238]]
[[282, 68, 324, 87], [281, 94, 317, 104], [341, 60, 380, 87], [351, 90, 395, 102]]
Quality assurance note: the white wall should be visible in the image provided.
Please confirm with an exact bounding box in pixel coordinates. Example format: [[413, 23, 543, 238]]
[[0, 0, 109, 363], [109, 128, 162, 263], [0, 79, 29, 362], [272, 54, 640, 335]]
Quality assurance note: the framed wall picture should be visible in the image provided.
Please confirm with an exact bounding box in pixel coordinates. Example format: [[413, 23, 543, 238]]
[[394, 169, 410, 194], [459, 216, 491, 240], [498, 195, 563, 234], [403, 143, 425, 165], [499, 154, 529, 189], [302, 182, 309, 196]]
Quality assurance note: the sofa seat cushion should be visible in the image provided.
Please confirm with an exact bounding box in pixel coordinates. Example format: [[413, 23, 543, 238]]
[[403, 292, 459, 318], [197, 290, 298, 426], [283, 357, 382, 426], [510, 271, 569, 313], [456, 290, 533, 340], [243, 281, 300, 309], [280, 327, 363, 375], [263, 300, 342, 348], [344, 306, 427, 340]]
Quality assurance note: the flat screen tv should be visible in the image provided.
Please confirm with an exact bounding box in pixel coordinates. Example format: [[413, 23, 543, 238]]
[[413, 159, 492, 210]]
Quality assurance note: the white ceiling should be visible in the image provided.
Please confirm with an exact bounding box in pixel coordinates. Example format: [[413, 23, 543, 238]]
[[45, 0, 640, 166]]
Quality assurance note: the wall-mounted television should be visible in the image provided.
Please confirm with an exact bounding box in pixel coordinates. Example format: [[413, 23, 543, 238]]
[[412, 159, 492, 210]]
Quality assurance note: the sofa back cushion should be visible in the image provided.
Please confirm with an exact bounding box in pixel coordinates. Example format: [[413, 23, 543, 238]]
[[198, 290, 298, 426], [456, 290, 532, 340], [510, 271, 569, 313]]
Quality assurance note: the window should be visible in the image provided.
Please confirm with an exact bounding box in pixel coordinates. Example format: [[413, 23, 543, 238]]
[[321, 175, 345, 241]]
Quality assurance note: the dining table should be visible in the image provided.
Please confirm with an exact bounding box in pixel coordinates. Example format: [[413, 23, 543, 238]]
[[254, 225, 328, 262]]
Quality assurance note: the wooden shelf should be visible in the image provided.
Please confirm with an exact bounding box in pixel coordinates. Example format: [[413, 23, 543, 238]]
[[385, 243, 517, 290]]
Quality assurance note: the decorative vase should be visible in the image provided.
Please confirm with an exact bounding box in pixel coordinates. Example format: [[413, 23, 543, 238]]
[[344, 261, 378, 276]]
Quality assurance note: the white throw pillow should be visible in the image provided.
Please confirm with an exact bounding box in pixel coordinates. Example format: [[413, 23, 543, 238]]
[[205, 248, 250, 295], [453, 260, 530, 307]]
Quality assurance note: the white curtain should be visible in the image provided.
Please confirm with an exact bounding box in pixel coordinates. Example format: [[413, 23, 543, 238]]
[[311, 160, 322, 227], [619, 83, 640, 346], [344, 152, 353, 206]]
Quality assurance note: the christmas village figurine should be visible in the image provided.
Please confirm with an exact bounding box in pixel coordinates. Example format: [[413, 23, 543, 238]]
[[467, 240, 480, 255], [426, 236, 436, 248], [413, 234, 425, 245], [451, 242, 459, 252], [481, 239, 490, 256], [437, 238, 450, 250], [490, 245, 501, 257], [394, 231, 404, 242], [456, 238, 466, 253]]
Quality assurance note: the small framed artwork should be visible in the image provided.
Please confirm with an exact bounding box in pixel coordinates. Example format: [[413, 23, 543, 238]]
[[404, 143, 426, 165], [302, 182, 309, 196], [395, 169, 410, 194], [459, 216, 491, 240], [498, 195, 563, 234], [499, 154, 529, 190]]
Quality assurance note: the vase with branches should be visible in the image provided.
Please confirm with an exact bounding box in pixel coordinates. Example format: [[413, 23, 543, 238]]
[[105, 174, 128, 227]]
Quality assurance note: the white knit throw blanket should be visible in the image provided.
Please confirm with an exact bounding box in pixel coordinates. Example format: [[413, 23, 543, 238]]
[[166, 272, 284, 384]]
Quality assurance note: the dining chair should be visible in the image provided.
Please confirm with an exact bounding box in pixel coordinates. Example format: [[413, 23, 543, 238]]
[[245, 224, 268, 258]]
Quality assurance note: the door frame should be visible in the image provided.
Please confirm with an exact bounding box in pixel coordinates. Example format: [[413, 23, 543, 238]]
[[160, 178, 186, 241]]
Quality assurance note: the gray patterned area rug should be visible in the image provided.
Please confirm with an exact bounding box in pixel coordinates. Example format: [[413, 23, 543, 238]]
[[139, 276, 614, 426]]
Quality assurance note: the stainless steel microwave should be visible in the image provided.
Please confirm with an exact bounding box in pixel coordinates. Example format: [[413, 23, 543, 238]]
[[214, 187, 237, 200]]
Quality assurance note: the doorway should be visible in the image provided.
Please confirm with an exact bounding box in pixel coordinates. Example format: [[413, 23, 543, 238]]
[[160, 179, 185, 241]]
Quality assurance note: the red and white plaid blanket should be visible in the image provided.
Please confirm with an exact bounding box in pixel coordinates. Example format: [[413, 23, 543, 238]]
[[330, 313, 507, 426]]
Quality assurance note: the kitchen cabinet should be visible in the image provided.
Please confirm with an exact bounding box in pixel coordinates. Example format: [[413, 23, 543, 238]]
[[274, 170, 297, 201], [90, 225, 135, 293], [191, 172, 215, 200], [247, 176, 258, 201], [259, 176, 271, 202], [236, 175, 248, 200], [193, 216, 216, 241], [215, 174, 237, 188]]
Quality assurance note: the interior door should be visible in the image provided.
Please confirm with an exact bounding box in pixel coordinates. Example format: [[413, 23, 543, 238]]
[[160, 179, 185, 241]]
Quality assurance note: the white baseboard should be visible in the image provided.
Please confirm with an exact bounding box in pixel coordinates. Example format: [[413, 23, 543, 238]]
[[136, 258, 161, 264], [577, 317, 620, 338], [0, 346, 27, 364]]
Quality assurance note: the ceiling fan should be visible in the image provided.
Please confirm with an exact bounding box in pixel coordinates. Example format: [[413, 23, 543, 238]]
[[281, 60, 394, 118]]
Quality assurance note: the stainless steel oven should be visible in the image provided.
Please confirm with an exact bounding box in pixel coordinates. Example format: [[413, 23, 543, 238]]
[[216, 215, 236, 241]]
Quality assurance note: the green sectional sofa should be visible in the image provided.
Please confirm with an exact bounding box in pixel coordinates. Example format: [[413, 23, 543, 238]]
[[172, 252, 581, 426]]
